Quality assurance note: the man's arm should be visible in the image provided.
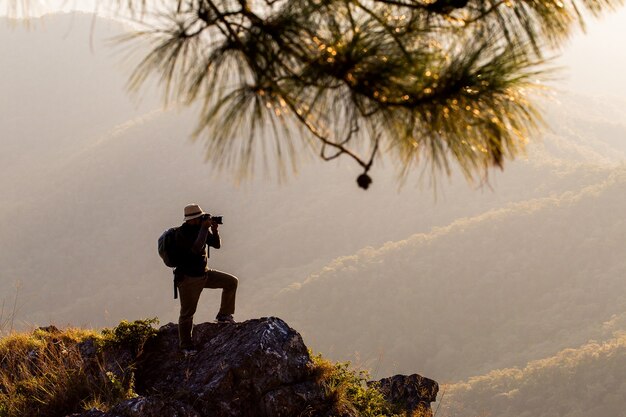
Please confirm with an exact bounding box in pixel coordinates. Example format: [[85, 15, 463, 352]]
[[191, 221, 210, 254], [207, 222, 221, 249]]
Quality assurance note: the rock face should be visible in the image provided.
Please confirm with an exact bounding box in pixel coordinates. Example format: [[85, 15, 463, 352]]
[[68, 317, 438, 417], [370, 374, 439, 417], [136, 317, 324, 417], [71, 317, 326, 417]]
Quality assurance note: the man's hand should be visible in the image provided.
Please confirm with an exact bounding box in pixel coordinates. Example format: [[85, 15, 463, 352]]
[[201, 215, 212, 229], [210, 219, 219, 233]]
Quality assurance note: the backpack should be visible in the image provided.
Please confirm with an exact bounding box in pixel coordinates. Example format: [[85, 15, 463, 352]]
[[158, 227, 180, 268]]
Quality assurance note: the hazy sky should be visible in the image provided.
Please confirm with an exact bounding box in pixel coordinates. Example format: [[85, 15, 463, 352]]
[[557, 5, 626, 98], [2, 0, 626, 96]]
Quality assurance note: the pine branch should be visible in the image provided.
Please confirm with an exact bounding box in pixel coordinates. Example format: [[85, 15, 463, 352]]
[[107, 0, 622, 187]]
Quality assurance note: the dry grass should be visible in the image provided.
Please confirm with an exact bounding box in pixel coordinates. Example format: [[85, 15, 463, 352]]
[[311, 353, 405, 417], [0, 319, 157, 417]]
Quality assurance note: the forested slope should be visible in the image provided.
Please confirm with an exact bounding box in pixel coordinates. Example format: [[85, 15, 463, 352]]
[[271, 169, 626, 381], [439, 327, 626, 417]]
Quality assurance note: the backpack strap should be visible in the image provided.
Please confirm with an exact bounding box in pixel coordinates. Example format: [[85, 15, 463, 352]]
[[173, 274, 181, 299]]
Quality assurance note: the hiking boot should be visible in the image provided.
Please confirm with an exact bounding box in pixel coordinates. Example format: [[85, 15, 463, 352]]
[[181, 347, 198, 357], [215, 313, 235, 324]]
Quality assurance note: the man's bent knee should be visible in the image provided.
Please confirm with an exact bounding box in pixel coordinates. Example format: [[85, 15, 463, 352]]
[[230, 276, 239, 289]]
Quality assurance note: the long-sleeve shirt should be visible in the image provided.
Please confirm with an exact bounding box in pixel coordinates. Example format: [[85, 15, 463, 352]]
[[174, 222, 221, 277]]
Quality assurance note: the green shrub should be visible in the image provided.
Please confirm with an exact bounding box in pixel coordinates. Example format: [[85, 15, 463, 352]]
[[100, 317, 159, 355]]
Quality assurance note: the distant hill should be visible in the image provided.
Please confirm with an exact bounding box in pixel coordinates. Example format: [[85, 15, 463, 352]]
[[439, 325, 626, 417], [270, 169, 626, 381], [0, 14, 156, 194]]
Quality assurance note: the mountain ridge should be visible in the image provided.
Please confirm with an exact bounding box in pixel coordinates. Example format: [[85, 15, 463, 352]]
[[439, 330, 626, 417], [269, 166, 626, 380], [282, 166, 625, 294]]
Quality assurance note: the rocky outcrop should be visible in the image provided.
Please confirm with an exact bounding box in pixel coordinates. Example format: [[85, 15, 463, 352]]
[[67, 317, 438, 417], [369, 374, 439, 417], [135, 317, 325, 417], [69, 317, 326, 417]]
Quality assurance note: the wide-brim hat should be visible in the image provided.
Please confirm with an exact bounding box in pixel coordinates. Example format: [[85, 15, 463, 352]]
[[184, 204, 205, 222]]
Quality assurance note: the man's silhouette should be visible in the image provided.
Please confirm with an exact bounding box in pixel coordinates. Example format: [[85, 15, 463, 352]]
[[174, 204, 238, 352]]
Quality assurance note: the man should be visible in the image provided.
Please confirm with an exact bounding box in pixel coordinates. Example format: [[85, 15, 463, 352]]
[[174, 203, 239, 353]]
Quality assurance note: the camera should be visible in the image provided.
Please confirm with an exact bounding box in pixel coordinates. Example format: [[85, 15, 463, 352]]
[[202, 213, 223, 224]]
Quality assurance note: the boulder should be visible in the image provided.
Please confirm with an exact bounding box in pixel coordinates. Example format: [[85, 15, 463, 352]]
[[369, 373, 439, 416], [69, 317, 327, 417]]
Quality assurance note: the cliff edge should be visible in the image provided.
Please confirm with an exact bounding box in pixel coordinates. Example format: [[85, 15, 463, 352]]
[[1, 317, 437, 417]]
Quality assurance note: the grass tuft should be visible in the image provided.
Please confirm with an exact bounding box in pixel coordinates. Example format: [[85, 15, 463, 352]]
[[311, 352, 403, 417]]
